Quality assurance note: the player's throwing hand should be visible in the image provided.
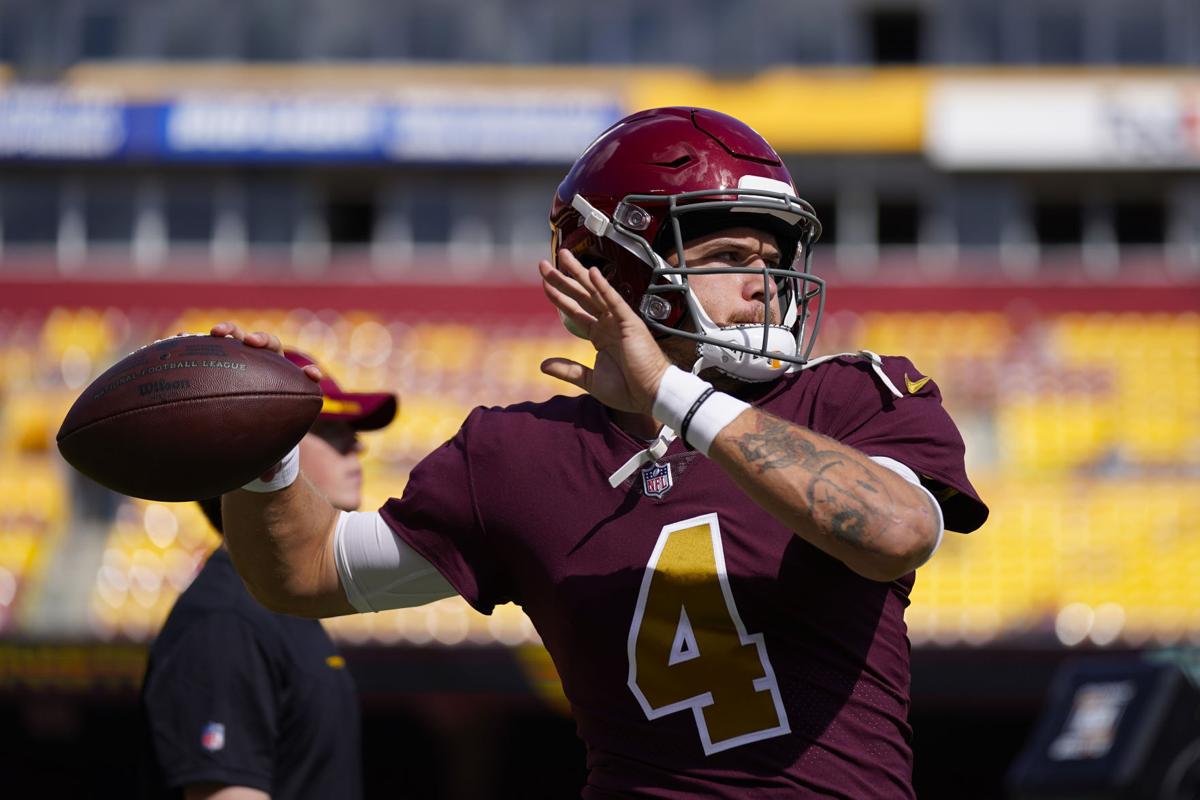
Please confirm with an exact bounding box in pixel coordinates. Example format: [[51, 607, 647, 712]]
[[538, 248, 671, 416]]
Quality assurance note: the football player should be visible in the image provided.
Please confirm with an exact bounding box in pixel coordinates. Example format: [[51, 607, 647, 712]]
[[213, 107, 987, 798], [140, 350, 396, 800]]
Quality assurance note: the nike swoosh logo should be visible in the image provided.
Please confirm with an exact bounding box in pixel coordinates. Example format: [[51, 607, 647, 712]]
[[905, 373, 931, 394]]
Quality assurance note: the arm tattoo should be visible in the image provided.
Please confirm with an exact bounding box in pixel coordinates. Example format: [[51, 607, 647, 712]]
[[732, 414, 895, 548]]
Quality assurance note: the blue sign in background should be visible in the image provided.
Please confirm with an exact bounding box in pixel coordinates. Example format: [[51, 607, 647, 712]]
[[0, 88, 621, 164]]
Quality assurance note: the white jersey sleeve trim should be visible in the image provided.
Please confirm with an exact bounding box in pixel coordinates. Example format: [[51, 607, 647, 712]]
[[333, 510, 457, 612], [869, 456, 945, 567]]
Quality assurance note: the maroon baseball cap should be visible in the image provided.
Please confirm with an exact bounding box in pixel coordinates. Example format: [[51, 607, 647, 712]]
[[283, 350, 398, 431]]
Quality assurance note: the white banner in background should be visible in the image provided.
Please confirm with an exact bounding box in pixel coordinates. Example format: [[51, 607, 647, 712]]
[[927, 78, 1200, 170]]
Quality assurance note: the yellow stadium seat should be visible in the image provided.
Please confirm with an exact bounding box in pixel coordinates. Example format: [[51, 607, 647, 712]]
[[0, 305, 1195, 645]]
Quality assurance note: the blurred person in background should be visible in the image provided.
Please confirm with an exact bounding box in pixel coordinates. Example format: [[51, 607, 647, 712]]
[[213, 107, 987, 798], [139, 350, 397, 800]]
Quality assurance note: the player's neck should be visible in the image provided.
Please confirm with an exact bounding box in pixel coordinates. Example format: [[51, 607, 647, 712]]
[[606, 372, 780, 440], [610, 409, 661, 440]]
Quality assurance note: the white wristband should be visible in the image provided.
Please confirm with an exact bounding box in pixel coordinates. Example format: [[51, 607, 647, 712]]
[[652, 366, 750, 456], [241, 444, 300, 493]]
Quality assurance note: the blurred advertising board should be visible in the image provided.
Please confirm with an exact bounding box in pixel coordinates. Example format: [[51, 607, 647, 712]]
[[7, 68, 1199, 168], [927, 77, 1200, 170], [0, 87, 126, 159], [0, 85, 620, 164]]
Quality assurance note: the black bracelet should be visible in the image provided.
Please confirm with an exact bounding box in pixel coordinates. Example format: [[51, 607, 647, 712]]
[[679, 387, 715, 446]]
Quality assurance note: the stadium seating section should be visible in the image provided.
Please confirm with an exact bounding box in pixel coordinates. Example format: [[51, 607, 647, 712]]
[[0, 305, 1196, 647]]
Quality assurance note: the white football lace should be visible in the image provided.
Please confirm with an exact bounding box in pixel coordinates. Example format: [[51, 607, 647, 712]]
[[127, 331, 208, 357]]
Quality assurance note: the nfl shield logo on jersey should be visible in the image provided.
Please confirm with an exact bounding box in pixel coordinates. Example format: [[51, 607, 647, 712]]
[[641, 461, 673, 498], [201, 721, 226, 752]]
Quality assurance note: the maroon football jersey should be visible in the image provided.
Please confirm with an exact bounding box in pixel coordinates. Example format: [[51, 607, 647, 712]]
[[380, 355, 986, 799]]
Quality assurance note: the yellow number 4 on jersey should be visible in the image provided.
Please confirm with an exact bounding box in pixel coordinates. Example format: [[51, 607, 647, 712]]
[[627, 513, 790, 755]]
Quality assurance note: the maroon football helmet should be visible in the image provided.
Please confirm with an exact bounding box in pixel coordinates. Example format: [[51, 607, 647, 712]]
[[550, 107, 824, 381]]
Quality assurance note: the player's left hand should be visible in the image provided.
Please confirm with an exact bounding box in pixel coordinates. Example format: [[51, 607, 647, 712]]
[[538, 249, 671, 416]]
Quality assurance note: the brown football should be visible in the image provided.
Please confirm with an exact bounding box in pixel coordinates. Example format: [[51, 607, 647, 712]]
[[57, 335, 323, 502]]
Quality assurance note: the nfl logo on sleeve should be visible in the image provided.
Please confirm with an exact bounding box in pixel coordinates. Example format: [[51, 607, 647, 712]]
[[641, 461, 673, 499], [201, 721, 226, 752]]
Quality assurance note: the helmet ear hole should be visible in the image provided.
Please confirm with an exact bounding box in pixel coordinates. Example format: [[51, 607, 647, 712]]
[[610, 280, 633, 305], [578, 253, 611, 272]]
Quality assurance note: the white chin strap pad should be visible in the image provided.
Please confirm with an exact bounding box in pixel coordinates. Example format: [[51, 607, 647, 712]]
[[696, 324, 798, 382]]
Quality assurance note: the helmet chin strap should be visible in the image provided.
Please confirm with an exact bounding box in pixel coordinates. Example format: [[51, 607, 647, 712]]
[[693, 325, 798, 382], [685, 287, 799, 383]]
